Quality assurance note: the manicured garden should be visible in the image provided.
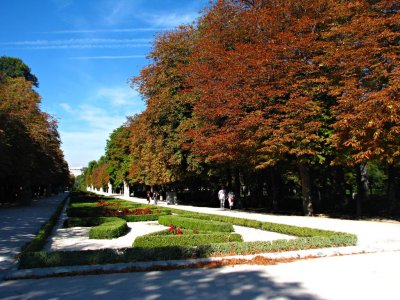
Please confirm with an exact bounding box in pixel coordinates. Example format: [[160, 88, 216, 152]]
[[18, 192, 357, 269]]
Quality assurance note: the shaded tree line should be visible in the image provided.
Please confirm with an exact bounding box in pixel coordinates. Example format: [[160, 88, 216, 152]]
[[85, 0, 400, 217], [0, 56, 70, 204]]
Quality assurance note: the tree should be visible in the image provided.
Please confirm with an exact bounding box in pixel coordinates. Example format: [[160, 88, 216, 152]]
[[0, 63, 69, 203], [0, 56, 39, 87], [323, 1, 400, 215], [105, 123, 132, 188]]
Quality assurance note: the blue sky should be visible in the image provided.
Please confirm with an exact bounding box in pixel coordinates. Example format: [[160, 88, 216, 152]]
[[0, 0, 209, 168]]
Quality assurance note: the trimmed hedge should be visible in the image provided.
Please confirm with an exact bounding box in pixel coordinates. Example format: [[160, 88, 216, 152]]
[[133, 233, 243, 248], [17, 195, 358, 269], [146, 229, 217, 236], [64, 217, 128, 239], [174, 213, 352, 239], [121, 212, 170, 222], [88, 217, 128, 239], [19, 233, 356, 269], [158, 215, 233, 232]]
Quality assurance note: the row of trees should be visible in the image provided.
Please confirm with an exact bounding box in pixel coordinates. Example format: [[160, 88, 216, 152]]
[[85, 0, 400, 217], [0, 56, 70, 204]]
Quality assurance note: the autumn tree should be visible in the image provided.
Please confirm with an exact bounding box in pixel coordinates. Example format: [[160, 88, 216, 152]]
[[0, 57, 69, 203], [130, 25, 206, 187], [104, 122, 132, 188], [321, 1, 400, 215]]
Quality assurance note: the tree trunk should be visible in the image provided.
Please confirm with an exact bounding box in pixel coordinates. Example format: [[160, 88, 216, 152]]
[[21, 180, 32, 205], [299, 162, 314, 216], [269, 167, 279, 213], [387, 165, 398, 212], [334, 166, 346, 210], [355, 162, 369, 218], [230, 168, 241, 198]]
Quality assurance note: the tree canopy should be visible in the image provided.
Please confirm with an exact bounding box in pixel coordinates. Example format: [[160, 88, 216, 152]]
[[0, 56, 69, 203], [85, 0, 400, 217]]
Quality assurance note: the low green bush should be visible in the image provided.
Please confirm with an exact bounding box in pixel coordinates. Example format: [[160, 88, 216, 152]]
[[18, 194, 358, 269], [19, 232, 356, 269], [88, 217, 128, 239], [64, 216, 128, 239], [121, 212, 170, 222], [133, 233, 243, 248], [146, 229, 216, 236], [158, 215, 233, 232], [63, 217, 112, 227], [66, 206, 105, 218], [180, 213, 351, 239]]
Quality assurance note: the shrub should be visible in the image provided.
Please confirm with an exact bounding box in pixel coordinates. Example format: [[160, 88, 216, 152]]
[[88, 217, 128, 239], [158, 215, 233, 232], [133, 233, 243, 248], [121, 212, 170, 222], [18, 232, 356, 269], [64, 217, 128, 239]]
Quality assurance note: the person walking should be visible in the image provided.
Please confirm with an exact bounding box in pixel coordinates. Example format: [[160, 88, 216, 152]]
[[146, 191, 151, 205], [218, 187, 227, 210], [228, 190, 235, 210], [153, 191, 159, 205]]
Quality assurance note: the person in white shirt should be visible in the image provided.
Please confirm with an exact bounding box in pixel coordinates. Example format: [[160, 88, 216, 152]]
[[218, 188, 227, 209]]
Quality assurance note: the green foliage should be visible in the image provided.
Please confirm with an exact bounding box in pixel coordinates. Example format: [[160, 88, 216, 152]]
[[72, 174, 87, 192], [88, 218, 128, 239], [0, 56, 38, 86], [18, 194, 357, 269], [133, 233, 243, 248], [158, 215, 234, 232], [63, 216, 128, 239], [19, 231, 356, 269], [121, 213, 170, 222]]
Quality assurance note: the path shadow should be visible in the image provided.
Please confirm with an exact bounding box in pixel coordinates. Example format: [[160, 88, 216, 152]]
[[0, 267, 322, 300]]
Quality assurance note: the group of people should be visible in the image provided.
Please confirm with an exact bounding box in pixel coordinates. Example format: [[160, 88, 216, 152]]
[[146, 191, 161, 205], [218, 188, 235, 210], [146, 188, 235, 209]]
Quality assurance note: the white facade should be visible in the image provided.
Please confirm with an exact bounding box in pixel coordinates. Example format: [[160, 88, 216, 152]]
[[70, 167, 84, 177]]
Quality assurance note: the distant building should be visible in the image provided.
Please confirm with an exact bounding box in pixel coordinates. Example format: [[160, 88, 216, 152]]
[[69, 167, 84, 177]]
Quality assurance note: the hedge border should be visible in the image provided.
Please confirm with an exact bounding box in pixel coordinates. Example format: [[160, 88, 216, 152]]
[[88, 218, 128, 239], [18, 196, 358, 269], [158, 215, 233, 232], [133, 233, 243, 247]]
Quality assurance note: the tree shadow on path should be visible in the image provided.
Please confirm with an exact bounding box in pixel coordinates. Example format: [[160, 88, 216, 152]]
[[0, 266, 323, 300]]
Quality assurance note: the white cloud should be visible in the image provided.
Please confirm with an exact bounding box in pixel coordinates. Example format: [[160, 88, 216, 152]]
[[58, 85, 144, 167], [141, 12, 199, 28], [0, 38, 151, 50], [69, 55, 145, 60], [95, 86, 142, 106], [104, 0, 136, 25], [43, 28, 168, 34], [60, 130, 110, 167], [60, 102, 73, 113]]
